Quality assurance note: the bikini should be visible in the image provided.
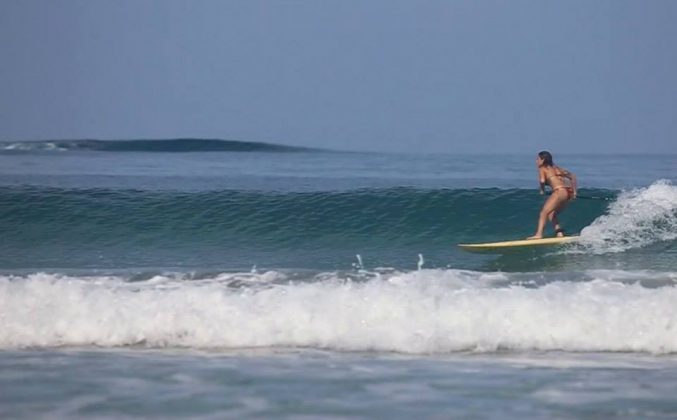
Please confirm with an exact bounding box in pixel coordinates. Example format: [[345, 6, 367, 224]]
[[552, 185, 575, 201], [546, 170, 574, 201], [543, 168, 574, 237]]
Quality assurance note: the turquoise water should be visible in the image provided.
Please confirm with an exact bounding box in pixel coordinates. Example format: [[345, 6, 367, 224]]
[[1, 140, 676, 418]]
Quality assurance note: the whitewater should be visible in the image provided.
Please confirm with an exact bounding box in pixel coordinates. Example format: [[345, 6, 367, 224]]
[[2, 269, 677, 353]]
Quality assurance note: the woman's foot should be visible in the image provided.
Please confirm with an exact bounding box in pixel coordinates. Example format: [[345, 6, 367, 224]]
[[555, 228, 566, 237], [527, 234, 543, 239]]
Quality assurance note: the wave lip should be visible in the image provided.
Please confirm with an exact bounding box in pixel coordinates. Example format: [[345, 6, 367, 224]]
[[575, 180, 677, 253], [0, 138, 315, 153], [2, 270, 677, 354]]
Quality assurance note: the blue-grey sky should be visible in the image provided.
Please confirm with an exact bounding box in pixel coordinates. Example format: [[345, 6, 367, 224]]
[[1, 0, 676, 153]]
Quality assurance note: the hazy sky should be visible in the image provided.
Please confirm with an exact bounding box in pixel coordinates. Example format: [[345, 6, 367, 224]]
[[1, 0, 676, 153]]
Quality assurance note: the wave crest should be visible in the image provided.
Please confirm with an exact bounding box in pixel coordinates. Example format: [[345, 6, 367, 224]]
[[0, 139, 311, 153], [2, 270, 676, 353], [575, 180, 677, 253]]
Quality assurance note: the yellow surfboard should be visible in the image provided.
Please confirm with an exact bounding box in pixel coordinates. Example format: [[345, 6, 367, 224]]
[[458, 236, 579, 253]]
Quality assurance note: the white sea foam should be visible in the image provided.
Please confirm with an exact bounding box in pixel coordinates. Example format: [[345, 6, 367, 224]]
[[0, 141, 67, 151], [574, 180, 677, 253], [2, 269, 677, 353]]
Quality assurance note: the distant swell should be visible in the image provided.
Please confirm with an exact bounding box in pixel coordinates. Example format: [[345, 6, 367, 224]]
[[0, 138, 312, 153]]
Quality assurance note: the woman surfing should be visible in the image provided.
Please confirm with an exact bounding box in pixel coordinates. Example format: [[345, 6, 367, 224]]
[[528, 151, 577, 239]]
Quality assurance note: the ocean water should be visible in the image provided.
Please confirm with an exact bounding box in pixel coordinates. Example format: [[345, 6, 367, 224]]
[[0, 139, 676, 418]]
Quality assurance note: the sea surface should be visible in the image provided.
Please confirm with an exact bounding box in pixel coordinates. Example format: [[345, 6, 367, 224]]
[[1, 139, 676, 418]]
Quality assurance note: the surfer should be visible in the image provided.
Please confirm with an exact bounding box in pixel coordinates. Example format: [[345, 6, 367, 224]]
[[528, 151, 577, 239]]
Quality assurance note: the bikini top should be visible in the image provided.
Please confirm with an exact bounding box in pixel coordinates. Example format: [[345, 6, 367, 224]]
[[543, 167, 568, 187]]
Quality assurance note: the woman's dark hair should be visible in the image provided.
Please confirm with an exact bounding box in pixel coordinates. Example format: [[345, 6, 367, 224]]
[[538, 151, 554, 167]]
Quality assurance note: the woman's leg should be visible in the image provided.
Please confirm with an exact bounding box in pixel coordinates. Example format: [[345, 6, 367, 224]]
[[528, 191, 568, 239], [550, 194, 570, 236], [549, 211, 562, 235]]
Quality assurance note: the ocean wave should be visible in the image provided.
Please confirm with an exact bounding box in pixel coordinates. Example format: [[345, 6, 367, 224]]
[[1, 269, 676, 353], [1, 181, 675, 270], [572, 180, 677, 253], [0, 186, 612, 249], [0, 139, 312, 153]]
